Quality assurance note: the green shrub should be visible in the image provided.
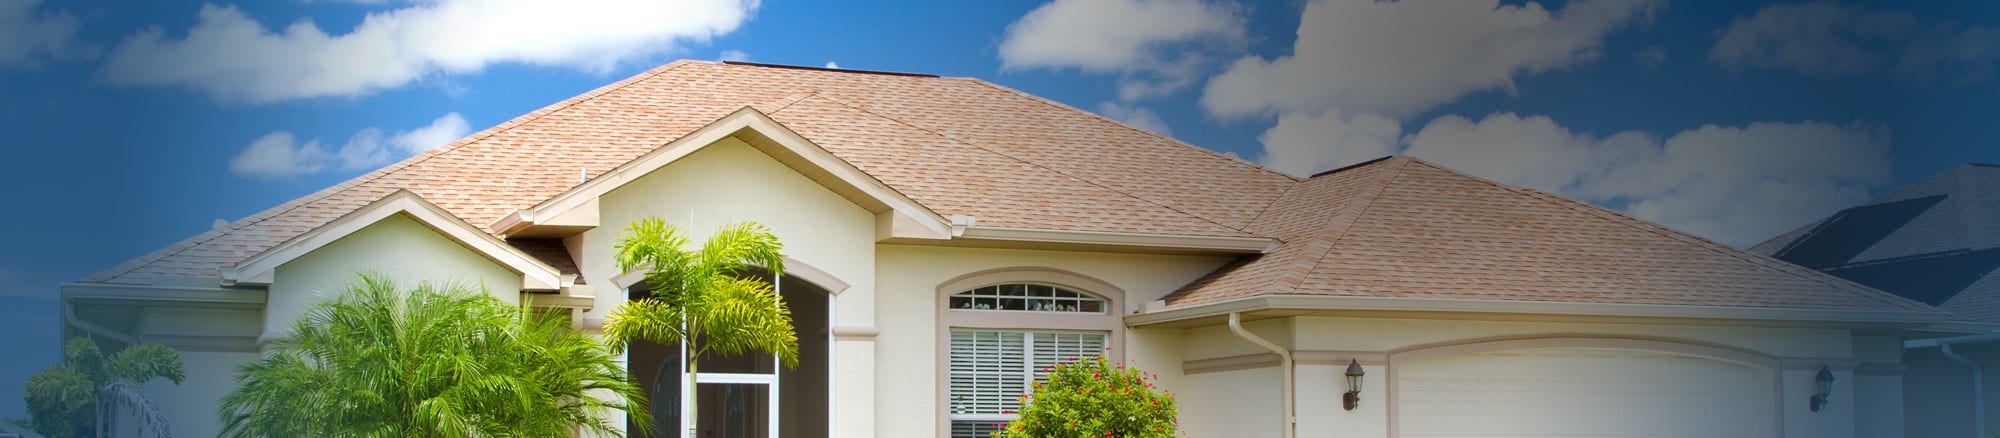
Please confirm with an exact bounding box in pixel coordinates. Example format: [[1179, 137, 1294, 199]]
[[997, 356, 1177, 437]]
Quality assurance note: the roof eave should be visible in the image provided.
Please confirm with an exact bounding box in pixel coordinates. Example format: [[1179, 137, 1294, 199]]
[[1127, 294, 1951, 329]]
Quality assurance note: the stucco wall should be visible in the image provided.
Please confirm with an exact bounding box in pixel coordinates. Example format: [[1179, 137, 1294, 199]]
[[1906, 344, 2000, 438], [140, 350, 257, 438], [267, 213, 525, 342], [1177, 316, 1878, 438], [874, 244, 1231, 436], [579, 136, 879, 436]]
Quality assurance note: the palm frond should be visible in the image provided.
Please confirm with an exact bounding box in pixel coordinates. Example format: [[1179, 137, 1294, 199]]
[[99, 379, 172, 438], [221, 272, 645, 437]]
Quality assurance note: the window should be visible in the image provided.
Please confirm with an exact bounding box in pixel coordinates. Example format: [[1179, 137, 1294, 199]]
[[949, 283, 1106, 314], [939, 279, 1118, 438], [946, 330, 1107, 437]]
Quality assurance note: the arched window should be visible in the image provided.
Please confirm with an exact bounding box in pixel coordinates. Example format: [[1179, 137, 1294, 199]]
[[948, 283, 1107, 314], [935, 269, 1124, 438]]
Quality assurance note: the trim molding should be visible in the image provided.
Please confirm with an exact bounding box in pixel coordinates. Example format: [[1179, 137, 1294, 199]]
[[610, 256, 851, 295], [831, 325, 880, 339], [1126, 294, 1949, 328], [954, 226, 1277, 254], [1183, 350, 1388, 375]]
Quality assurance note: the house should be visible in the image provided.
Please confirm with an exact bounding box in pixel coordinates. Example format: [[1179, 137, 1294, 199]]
[[1751, 163, 2000, 438], [61, 60, 1967, 438]]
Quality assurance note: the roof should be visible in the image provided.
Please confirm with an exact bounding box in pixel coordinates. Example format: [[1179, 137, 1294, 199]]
[[80, 60, 1940, 321], [1163, 157, 1935, 314], [86, 60, 1291, 285], [1751, 163, 2000, 321]]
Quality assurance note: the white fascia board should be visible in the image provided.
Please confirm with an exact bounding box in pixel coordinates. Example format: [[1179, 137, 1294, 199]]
[[223, 190, 565, 291], [1906, 330, 2000, 348], [502, 106, 954, 241], [1126, 294, 1952, 328], [955, 226, 1279, 254], [60, 281, 266, 307]]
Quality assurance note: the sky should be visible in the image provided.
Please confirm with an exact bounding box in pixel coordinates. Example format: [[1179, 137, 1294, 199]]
[[2, 0, 1997, 419]]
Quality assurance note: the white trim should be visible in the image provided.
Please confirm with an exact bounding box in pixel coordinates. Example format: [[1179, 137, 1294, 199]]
[[221, 190, 565, 291], [955, 225, 1277, 254], [496, 106, 954, 240], [1127, 294, 1951, 327], [1906, 331, 2000, 348], [692, 372, 778, 385], [610, 256, 850, 295]]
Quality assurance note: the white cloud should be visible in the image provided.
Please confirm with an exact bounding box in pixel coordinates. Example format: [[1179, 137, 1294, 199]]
[[1203, 0, 1660, 120], [718, 49, 750, 62], [1710, 2, 2000, 84], [1257, 109, 1400, 176], [230, 112, 472, 180], [1634, 45, 1668, 70], [1401, 113, 1890, 246], [823, 61, 838, 69], [97, 0, 759, 103], [1093, 102, 1174, 136], [1000, 0, 1244, 100], [0, 0, 95, 68]]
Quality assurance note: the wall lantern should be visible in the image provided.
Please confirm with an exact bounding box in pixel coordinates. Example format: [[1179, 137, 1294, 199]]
[[1809, 366, 1834, 412], [1343, 359, 1365, 411]]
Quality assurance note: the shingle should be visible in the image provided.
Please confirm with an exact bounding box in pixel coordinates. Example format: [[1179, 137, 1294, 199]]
[[85, 61, 1280, 284], [1165, 158, 1934, 313]]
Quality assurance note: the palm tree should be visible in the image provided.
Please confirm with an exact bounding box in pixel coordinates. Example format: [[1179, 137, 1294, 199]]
[[602, 219, 798, 438], [216, 274, 649, 437], [23, 336, 184, 437]]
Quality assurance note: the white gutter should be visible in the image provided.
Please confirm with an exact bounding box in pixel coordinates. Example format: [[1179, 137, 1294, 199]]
[[1228, 312, 1293, 438], [64, 305, 136, 345], [1942, 344, 1985, 438]]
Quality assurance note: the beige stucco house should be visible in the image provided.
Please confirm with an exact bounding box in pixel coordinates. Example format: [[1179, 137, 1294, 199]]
[[61, 60, 1976, 437]]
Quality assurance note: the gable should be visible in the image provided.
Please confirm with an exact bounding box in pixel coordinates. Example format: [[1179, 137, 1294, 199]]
[[224, 190, 563, 291]]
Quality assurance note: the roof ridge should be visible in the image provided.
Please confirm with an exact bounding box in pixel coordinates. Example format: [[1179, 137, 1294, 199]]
[[960, 79, 1303, 187], [797, 92, 1254, 237], [86, 60, 703, 283], [1431, 159, 1939, 312], [1277, 157, 1413, 292]]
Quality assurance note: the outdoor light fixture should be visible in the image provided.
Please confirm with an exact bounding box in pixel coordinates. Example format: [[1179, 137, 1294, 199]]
[[1343, 359, 1365, 411], [1810, 366, 1834, 412]]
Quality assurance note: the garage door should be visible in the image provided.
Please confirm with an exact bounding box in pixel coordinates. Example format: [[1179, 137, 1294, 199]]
[[1396, 348, 1774, 437]]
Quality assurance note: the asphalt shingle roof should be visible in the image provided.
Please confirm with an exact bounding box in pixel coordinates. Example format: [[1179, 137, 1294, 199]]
[[82, 60, 1939, 316], [1752, 163, 2000, 320]]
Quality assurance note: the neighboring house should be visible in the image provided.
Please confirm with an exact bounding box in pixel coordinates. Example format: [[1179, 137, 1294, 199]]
[[60, 60, 1965, 438], [1751, 163, 2000, 438]]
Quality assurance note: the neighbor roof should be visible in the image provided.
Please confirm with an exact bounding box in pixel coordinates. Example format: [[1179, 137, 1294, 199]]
[[1163, 157, 1935, 313], [82, 60, 1936, 319], [1751, 163, 2000, 320]]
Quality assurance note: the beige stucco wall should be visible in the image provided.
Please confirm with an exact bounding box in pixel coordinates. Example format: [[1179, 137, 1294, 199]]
[[267, 213, 525, 342], [874, 244, 1231, 436], [138, 350, 257, 438], [579, 136, 879, 436], [1905, 343, 2000, 438], [1176, 316, 1883, 438]]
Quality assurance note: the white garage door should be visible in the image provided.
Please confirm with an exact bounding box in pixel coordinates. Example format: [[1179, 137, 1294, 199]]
[[1396, 348, 1774, 438]]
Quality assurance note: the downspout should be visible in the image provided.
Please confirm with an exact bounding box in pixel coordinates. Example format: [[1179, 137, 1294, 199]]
[[1228, 312, 1293, 438], [1942, 343, 1986, 438], [65, 304, 138, 345]]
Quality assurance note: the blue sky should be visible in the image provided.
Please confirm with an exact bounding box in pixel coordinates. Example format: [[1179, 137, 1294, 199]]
[[2, 0, 1997, 419]]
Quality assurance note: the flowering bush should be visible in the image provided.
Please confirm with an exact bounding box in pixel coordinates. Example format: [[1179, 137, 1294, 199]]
[[996, 356, 1178, 437]]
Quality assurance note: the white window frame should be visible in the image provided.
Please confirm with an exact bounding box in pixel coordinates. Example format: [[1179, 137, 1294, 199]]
[[934, 267, 1127, 438]]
